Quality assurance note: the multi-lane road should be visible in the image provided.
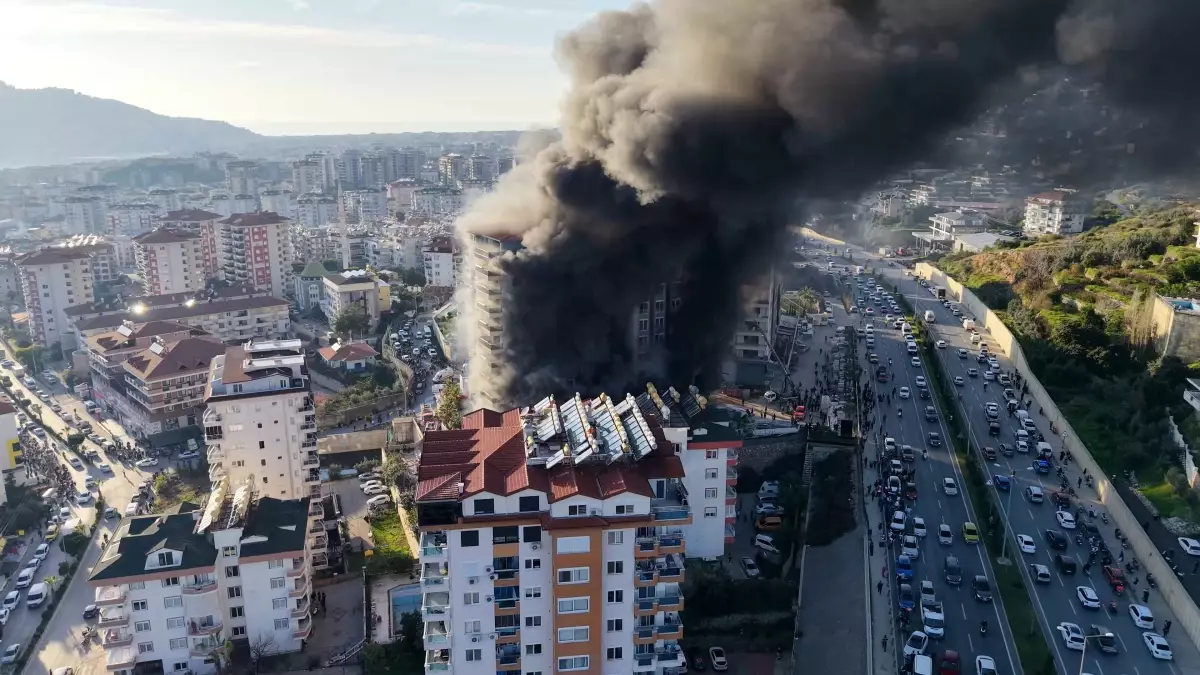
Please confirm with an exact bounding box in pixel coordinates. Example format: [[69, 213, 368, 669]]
[[866, 255, 1200, 675]]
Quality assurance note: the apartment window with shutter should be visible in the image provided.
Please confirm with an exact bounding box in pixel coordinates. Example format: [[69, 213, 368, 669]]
[[705, 468, 718, 479], [706, 450, 719, 459], [705, 488, 718, 499]]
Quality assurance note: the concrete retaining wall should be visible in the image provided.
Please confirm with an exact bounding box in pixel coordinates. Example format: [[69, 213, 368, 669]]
[[738, 437, 803, 471], [915, 261, 1200, 652]]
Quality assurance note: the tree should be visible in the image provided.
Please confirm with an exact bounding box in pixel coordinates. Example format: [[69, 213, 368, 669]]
[[66, 433, 85, 452], [400, 267, 426, 286], [248, 632, 278, 673], [14, 344, 42, 370], [63, 371, 78, 389], [372, 363, 397, 388], [47, 341, 63, 362], [380, 457, 415, 492], [333, 305, 371, 338], [322, 259, 343, 272], [435, 381, 462, 430], [61, 531, 90, 558]]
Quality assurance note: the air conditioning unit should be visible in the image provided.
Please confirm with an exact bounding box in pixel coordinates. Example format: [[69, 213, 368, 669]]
[[530, 543, 540, 551], [470, 636, 480, 643], [468, 577, 477, 585], [484, 566, 494, 574], [489, 574, 497, 581], [488, 633, 497, 640], [485, 595, 494, 603], [589, 509, 601, 516]]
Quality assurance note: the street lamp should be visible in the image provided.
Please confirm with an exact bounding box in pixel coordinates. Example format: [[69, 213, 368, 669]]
[[1078, 632, 1114, 675]]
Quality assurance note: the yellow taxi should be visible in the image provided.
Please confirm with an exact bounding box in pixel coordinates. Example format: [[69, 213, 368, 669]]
[[45, 523, 60, 541], [962, 521, 979, 544]]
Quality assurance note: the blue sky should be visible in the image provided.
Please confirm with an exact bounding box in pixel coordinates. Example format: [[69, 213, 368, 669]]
[[0, 0, 628, 135]]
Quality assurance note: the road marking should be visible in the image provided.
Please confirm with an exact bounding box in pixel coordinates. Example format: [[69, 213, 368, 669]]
[[1093, 661, 1105, 675]]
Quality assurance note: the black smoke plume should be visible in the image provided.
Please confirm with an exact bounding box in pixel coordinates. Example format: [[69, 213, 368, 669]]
[[458, 0, 1200, 408]]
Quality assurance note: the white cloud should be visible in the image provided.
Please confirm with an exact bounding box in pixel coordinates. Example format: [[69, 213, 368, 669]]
[[0, 1, 543, 56], [445, 1, 570, 19]]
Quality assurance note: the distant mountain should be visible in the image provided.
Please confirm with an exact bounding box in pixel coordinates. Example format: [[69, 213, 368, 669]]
[[0, 82, 261, 168]]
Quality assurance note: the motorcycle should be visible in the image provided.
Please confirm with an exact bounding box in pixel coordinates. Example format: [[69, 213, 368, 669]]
[[1147, 573, 1158, 588]]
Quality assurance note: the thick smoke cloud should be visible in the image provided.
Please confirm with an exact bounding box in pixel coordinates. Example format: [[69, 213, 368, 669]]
[[457, 0, 1200, 408]]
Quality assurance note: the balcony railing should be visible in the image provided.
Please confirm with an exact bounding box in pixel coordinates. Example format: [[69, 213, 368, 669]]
[[187, 619, 222, 636], [97, 610, 128, 628], [302, 453, 320, 468], [102, 629, 133, 647], [651, 505, 691, 522], [94, 585, 126, 605], [183, 579, 218, 595]]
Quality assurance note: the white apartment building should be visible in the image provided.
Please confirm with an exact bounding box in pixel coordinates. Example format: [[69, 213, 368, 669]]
[[226, 161, 259, 197], [342, 188, 388, 223], [365, 240, 395, 269], [86, 321, 197, 434], [437, 154, 468, 186], [468, 155, 497, 182], [1024, 190, 1085, 236], [88, 489, 317, 675], [260, 191, 297, 222], [304, 152, 338, 192], [63, 195, 108, 234], [292, 160, 324, 195], [0, 401, 21, 503], [161, 209, 223, 282], [423, 237, 459, 289], [295, 194, 338, 229], [70, 295, 291, 346], [929, 210, 985, 241], [17, 247, 95, 347], [320, 270, 390, 332], [728, 270, 782, 362], [387, 178, 428, 217], [58, 234, 120, 283], [413, 385, 737, 675], [231, 195, 258, 217], [109, 202, 161, 236], [209, 195, 233, 219], [411, 188, 464, 218], [216, 212, 294, 300], [134, 229, 207, 296], [149, 189, 182, 213]]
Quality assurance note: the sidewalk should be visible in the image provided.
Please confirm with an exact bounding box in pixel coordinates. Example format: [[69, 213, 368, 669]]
[[863, 438, 900, 675]]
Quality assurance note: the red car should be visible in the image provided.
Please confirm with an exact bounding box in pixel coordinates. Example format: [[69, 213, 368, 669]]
[[938, 650, 961, 674], [1103, 565, 1125, 594]]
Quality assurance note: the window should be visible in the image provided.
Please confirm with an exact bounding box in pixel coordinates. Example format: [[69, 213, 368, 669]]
[[607, 647, 624, 660], [518, 495, 540, 512], [463, 592, 480, 605], [138, 642, 154, 655], [272, 598, 287, 609], [524, 587, 542, 598], [133, 600, 149, 611], [704, 507, 718, 518], [464, 620, 481, 634], [558, 656, 589, 671], [522, 525, 542, 543], [227, 586, 242, 599], [557, 627, 589, 643], [705, 488, 718, 499], [129, 581, 145, 590], [557, 597, 589, 613], [706, 449, 719, 459], [557, 568, 589, 584], [169, 638, 188, 651], [556, 536, 590, 554], [525, 616, 542, 627], [460, 530, 479, 547], [231, 626, 246, 637], [606, 618, 623, 632], [493, 525, 519, 544], [705, 468, 718, 479], [615, 504, 634, 515], [230, 606, 244, 618], [465, 649, 482, 662], [166, 617, 185, 630], [526, 644, 543, 655], [162, 577, 179, 587], [473, 498, 495, 515], [157, 551, 176, 566], [607, 590, 624, 603], [273, 618, 289, 630], [221, 546, 236, 557], [164, 596, 183, 609], [225, 566, 240, 578], [268, 559, 284, 568], [270, 577, 286, 589], [524, 558, 541, 569], [606, 561, 624, 575], [607, 531, 624, 545], [567, 504, 587, 516], [258, 441, 265, 449], [135, 621, 152, 632]]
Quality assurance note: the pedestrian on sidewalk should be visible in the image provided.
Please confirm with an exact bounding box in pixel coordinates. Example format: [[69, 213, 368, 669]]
[[877, 580, 884, 594], [1164, 620, 1172, 636], [882, 635, 888, 651]]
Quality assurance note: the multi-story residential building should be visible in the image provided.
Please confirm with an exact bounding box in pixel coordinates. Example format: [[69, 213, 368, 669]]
[[149, 188, 182, 213], [724, 271, 782, 383], [459, 179, 493, 205], [260, 190, 297, 222], [630, 282, 681, 365], [1024, 190, 1085, 236], [338, 149, 364, 189], [411, 188, 464, 218], [78, 183, 121, 207], [468, 232, 523, 406], [365, 240, 396, 270], [292, 228, 339, 266], [230, 195, 258, 217], [209, 194, 233, 219], [0, 262, 22, 304], [295, 194, 338, 229], [58, 234, 120, 283], [226, 160, 259, 197], [437, 154, 468, 186], [86, 320, 195, 410], [69, 293, 291, 345], [929, 210, 986, 242], [497, 157, 515, 175], [0, 401, 21, 501], [108, 202, 161, 236], [423, 237, 459, 289], [17, 247, 95, 347], [386, 148, 425, 181], [336, 228, 371, 270], [134, 229, 207, 296], [386, 178, 428, 217], [63, 195, 108, 234], [320, 270, 390, 331], [304, 152, 337, 192], [216, 212, 293, 300], [468, 155, 497, 182], [88, 490, 316, 675], [390, 234, 426, 271], [161, 209, 222, 282], [292, 263, 328, 312], [413, 384, 737, 675], [341, 188, 388, 223], [291, 160, 324, 195]]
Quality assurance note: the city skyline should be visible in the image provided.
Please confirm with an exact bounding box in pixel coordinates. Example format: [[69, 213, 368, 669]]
[[0, 0, 625, 135]]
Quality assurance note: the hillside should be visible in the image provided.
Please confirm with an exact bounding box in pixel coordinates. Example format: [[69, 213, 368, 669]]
[[0, 82, 261, 167]]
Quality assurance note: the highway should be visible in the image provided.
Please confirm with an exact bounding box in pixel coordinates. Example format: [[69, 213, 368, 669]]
[[846, 275, 1022, 675], [869, 257, 1199, 675]]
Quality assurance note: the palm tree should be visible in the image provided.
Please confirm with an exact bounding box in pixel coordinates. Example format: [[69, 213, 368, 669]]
[[43, 575, 60, 599]]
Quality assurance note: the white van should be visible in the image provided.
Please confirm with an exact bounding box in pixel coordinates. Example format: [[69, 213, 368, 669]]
[[124, 502, 140, 517], [754, 534, 780, 554], [923, 310, 935, 323], [901, 322, 912, 335], [15, 567, 34, 588], [26, 582, 47, 608], [912, 654, 933, 675], [1015, 409, 1030, 423]]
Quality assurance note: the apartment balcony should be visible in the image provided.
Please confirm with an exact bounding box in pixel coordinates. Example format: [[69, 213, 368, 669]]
[[300, 421, 316, 431], [190, 640, 222, 658], [423, 622, 451, 649], [107, 645, 137, 670], [494, 597, 520, 615], [493, 569, 519, 587], [494, 625, 520, 645], [311, 552, 330, 569], [187, 618, 222, 636], [309, 501, 325, 518], [94, 585, 126, 606], [727, 448, 739, 464], [285, 557, 307, 577], [658, 534, 685, 555], [658, 557, 685, 583], [650, 502, 692, 525], [421, 592, 450, 620], [293, 616, 312, 640], [102, 629, 133, 648], [308, 485, 323, 500], [291, 595, 311, 618], [209, 463, 227, 480], [727, 468, 738, 485], [97, 608, 128, 628], [657, 613, 684, 640], [203, 410, 221, 425], [420, 532, 447, 560], [656, 645, 687, 669], [204, 429, 223, 442], [634, 653, 657, 674], [304, 469, 321, 484], [290, 574, 311, 598], [297, 400, 314, 414], [659, 594, 684, 612], [207, 444, 225, 462], [635, 568, 659, 587], [422, 562, 448, 588], [726, 485, 738, 502], [302, 452, 320, 468], [496, 644, 521, 671], [634, 598, 659, 617], [634, 626, 658, 645], [183, 579, 218, 595], [301, 439, 318, 449], [634, 537, 660, 559], [425, 649, 451, 674]]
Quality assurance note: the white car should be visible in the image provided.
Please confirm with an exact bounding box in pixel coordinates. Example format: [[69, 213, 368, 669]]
[[983, 370, 995, 381], [0, 644, 18, 666], [76, 490, 91, 504], [1017, 534, 1036, 554], [935, 340, 946, 349], [958, 348, 968, 358], [938, 524, 953, 545], [915, 376, 927, 388], [975, 655, 998, 675], [954, 376, 964, 386], [135, 457, 159, 468], [365, 494, 392, 510], [1143, 632, 1173, 660], [922, 604, 945, 638], [178, 450, 200, 460], [890, 511, 907, 532], [1056, 510, 1077, 529], [360, 480, 384, 492], [1076, 586, 1101, 610], [884, 437, 898, 452], [912, 517, 927, 538], [1129, 603, 1155, 629], [903, 630, 929, 657], [899, 387, 911, 399], [1, 592, 17, 611], [911, 357, 921, 367], [1057, 622, 1085, 651], [0, 608, 8, 626], [363, 484, 387, 496], [901, 535, 920, 559], [942, 477, 958, 495], [1177, 537, 1200, 556]]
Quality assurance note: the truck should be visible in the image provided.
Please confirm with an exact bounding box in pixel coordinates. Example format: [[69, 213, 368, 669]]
[[923, 310, 935, 323], [935, 287, 946, 300], [962, 318, 976, 331], [10, 363, 25, 376]]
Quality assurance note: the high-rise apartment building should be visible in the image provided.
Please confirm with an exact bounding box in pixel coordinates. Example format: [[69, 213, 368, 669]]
[[341, 188, 387, 223], [468, 155, 497, 182], [215, 212, 294, 299], [423, 237, 459, 289], [437, 154, 468, 186], [88, 490, 317, 675], [414, 384, 738, 675], [63, 195, 108, 234], [225, 161, 259, 197], [149, 189, 182, 213], [17, 247, 96, 347], [304, 152, 337, 192], [338, 149, 364, 189], [295, 194, 338, 229], [260, 190, 297, 222], [161, 209, 222, 282], [108, 202, 161, 236], [134, 229, 208, 296], [411, 188, 464, 217], [291, 160, 324, 195], [386, 148, 425, 181], [1024, 190, 1085, 236]]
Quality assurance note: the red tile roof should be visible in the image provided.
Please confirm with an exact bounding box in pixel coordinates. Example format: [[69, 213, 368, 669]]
[[133, 228, 199, 245], [317, 342, 378, 362]]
